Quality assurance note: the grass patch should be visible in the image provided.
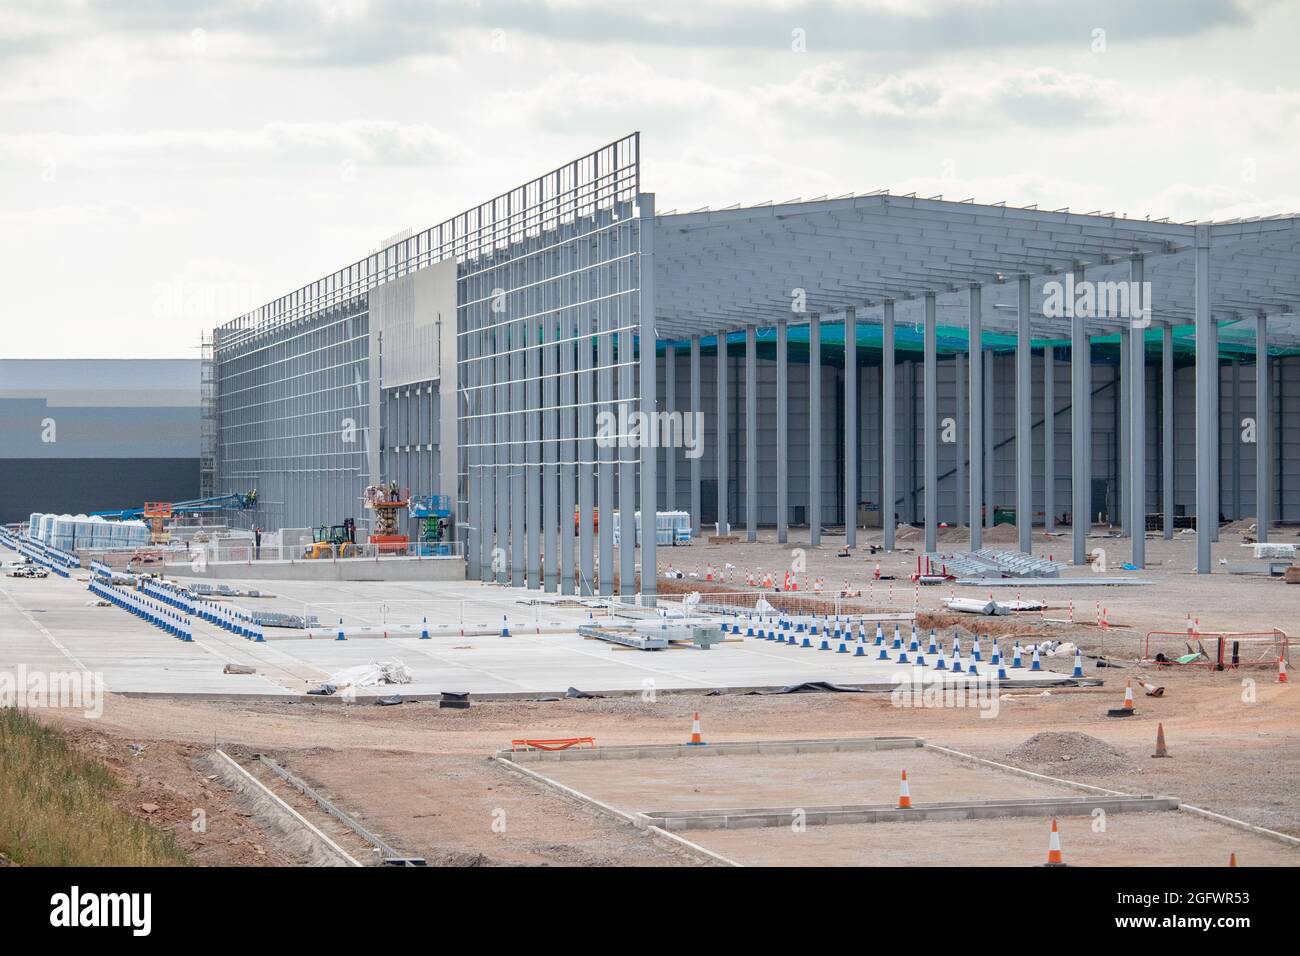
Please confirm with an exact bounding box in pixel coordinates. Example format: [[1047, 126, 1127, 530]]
[[0, 708, 189, 866]]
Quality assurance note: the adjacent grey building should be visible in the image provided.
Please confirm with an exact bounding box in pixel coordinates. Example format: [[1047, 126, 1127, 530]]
[[0, 359, 201, 523]]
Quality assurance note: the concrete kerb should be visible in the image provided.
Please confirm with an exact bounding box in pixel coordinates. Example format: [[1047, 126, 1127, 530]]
[[208, 749, 362, 867], [497, 735, 926, 763], [487, 755, 742, 867], [637, 794, 1180, 832]]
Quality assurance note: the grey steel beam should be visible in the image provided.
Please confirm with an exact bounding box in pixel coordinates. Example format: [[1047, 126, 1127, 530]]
[[496, 322, 510, 585], [465, 311, 480, 580], [983, 349, 994, 531], [511, 311, 526, 588], [776, 318, 789, 543], [1130, 258, 1146, 568], [808, 313, 822, 546], [479, 317, 495, 583], [1072, 265, 1090, 567], [542, 308, 557, 592], [745, 325, 758, 543], [717, 331, 729, 536], [639, 193, 657, 603], [844, 307, 858, 548], [1119, 332, 1130, 535], [968, 286, 983, 550], [664, 344, 676, 513], [598, 305, 615, 595], [1195, 226, 1213, 574], [1210, 316, 1220, 543], [1043, 345, 1055, 532], [924, 293, 938, 554], [619, 319, 635, 599], [1256, 315, 1270, 544], [560, 303, 576, 594], [578, 301, 595, 595], [1231, 356, 1242, 520], [882, 300, 896, 550], [690, 335, 702, 537], [526, 309, 541, 590], [1162, 323, 1175, 541], [955, 351, 966, 528], [1016, 275, 1032, 554]]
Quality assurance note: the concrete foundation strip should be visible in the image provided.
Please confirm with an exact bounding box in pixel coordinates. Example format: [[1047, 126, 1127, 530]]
[[210, 749, 362, 867], [488, 755, 743, 867], [928, 743, 1300, 850], [254, 754, 416, 864], [498, 735, 926, 763], [639, 795, 1178, 831]]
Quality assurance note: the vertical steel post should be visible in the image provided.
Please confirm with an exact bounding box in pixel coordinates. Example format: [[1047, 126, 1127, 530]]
[[924, 293, 938, 554], [1016, 275, 1032, 554], [882, 300, 896, 550], [844, 308, 858, 548], [1256, 314, 1271, 544], [809, 313, 822, 545], [969, 286, 983, 550], [776, 318, 789, 543], [1195, 226, 1214, 573]]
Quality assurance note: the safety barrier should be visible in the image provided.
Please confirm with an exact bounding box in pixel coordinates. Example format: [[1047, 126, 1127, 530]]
[[1143, 629, 1289, 669], [88, 577, 194, 642]]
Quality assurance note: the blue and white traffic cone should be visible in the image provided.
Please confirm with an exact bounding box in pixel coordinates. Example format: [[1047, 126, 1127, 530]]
[[875, 623, 884, 646], [254, 622, 264, 643], [934, 646, 947, 670], [972, 637, 982, 662], [502, 615, 511, 637], [337, 618, 346, 641], [1012, 642, 1023, 668], [927, 628, 937, 655], [951, 648, 964, 673], [1072, 647, 1084, 678], [909, 625, 919, 652], [892, 624, 902, 649], [1031, 647, 1042, 671], [991, 641, 1001, 665], [421, 617, 430, 639]]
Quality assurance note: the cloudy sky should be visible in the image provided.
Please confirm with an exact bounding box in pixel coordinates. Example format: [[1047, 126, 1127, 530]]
[[2, 0, 1297, 359]]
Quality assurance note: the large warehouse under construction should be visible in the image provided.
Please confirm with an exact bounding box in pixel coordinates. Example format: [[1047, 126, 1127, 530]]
[[209, 133, 1300, 592]]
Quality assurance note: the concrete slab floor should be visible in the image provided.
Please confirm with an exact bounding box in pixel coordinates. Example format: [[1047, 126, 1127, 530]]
[[1, 572, 1072, 698], [535, 746, 1083, 813], [686, 810, 1300, 866]]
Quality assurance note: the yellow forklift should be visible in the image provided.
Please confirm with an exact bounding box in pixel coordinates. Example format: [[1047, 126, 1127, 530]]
[[303, 518, 356, 559]]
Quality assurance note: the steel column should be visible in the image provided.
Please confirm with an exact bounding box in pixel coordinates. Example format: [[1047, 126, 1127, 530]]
[[638, 193, 657, 602], [844, 307, 858, 548], [776, 318, 789, 543], [983, 349, 994, 531], [1071, 266, 1090, 567], [1162, 323, 1175, 540], [923, 293, 938, 554], [560, 303, 576, 594], [1129, 259, 1146, 568], [809, 313, 822, 546], [1195, 226, 1213, 574], [745, 325, 758, 542], [618, 317, 635, 599], [717, 331, 729, 536], [1016, 276, 1032, 554], [578, 301, 595, 595], [690, 335, 701, 537], [665, 344, 676, 513], [542, 308, 557, 592], [1256, 315, 1270, 544], [955, 351, 966, 528], [968, 287, 983, 550], [526, 310, 541, 589], [1043, 346, 1055, 532], [882, 300, 896, 550]]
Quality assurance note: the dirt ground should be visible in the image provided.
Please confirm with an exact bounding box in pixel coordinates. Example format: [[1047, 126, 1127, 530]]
[[31, 646, 1297, 865], [18, 530, 1299, 866]]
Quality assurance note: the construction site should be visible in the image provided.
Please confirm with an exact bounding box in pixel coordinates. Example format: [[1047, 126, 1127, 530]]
[[3, 133, 1298, 874]]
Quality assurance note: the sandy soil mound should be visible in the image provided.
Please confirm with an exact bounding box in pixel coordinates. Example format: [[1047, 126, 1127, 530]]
[[1006, 731, 1137, 777]]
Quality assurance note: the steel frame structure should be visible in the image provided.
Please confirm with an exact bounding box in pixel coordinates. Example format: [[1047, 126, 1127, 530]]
[[215, 133, 1300, 585]]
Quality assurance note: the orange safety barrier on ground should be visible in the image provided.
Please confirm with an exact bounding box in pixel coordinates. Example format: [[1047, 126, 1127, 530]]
[[510, 737, 596, 752], [1143, 629, 1290, 669]]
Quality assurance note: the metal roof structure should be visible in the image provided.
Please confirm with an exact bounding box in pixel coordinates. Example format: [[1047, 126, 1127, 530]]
[[652, 195, 1300, 350]]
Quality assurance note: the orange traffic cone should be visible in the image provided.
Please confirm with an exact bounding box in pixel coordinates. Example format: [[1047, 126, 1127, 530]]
[[897, 770, 912, 809], [1108, 680, 1137, 717], [1152, 722, 1171, 758], [1229, 852, 1237, 867], [1045, 818, 1065, 866], [687, 711, 705, 746], [1279, 658, 1289, 684]]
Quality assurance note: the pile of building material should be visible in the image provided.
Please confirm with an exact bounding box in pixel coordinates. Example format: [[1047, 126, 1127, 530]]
[[924, 549, 1060, 579]]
